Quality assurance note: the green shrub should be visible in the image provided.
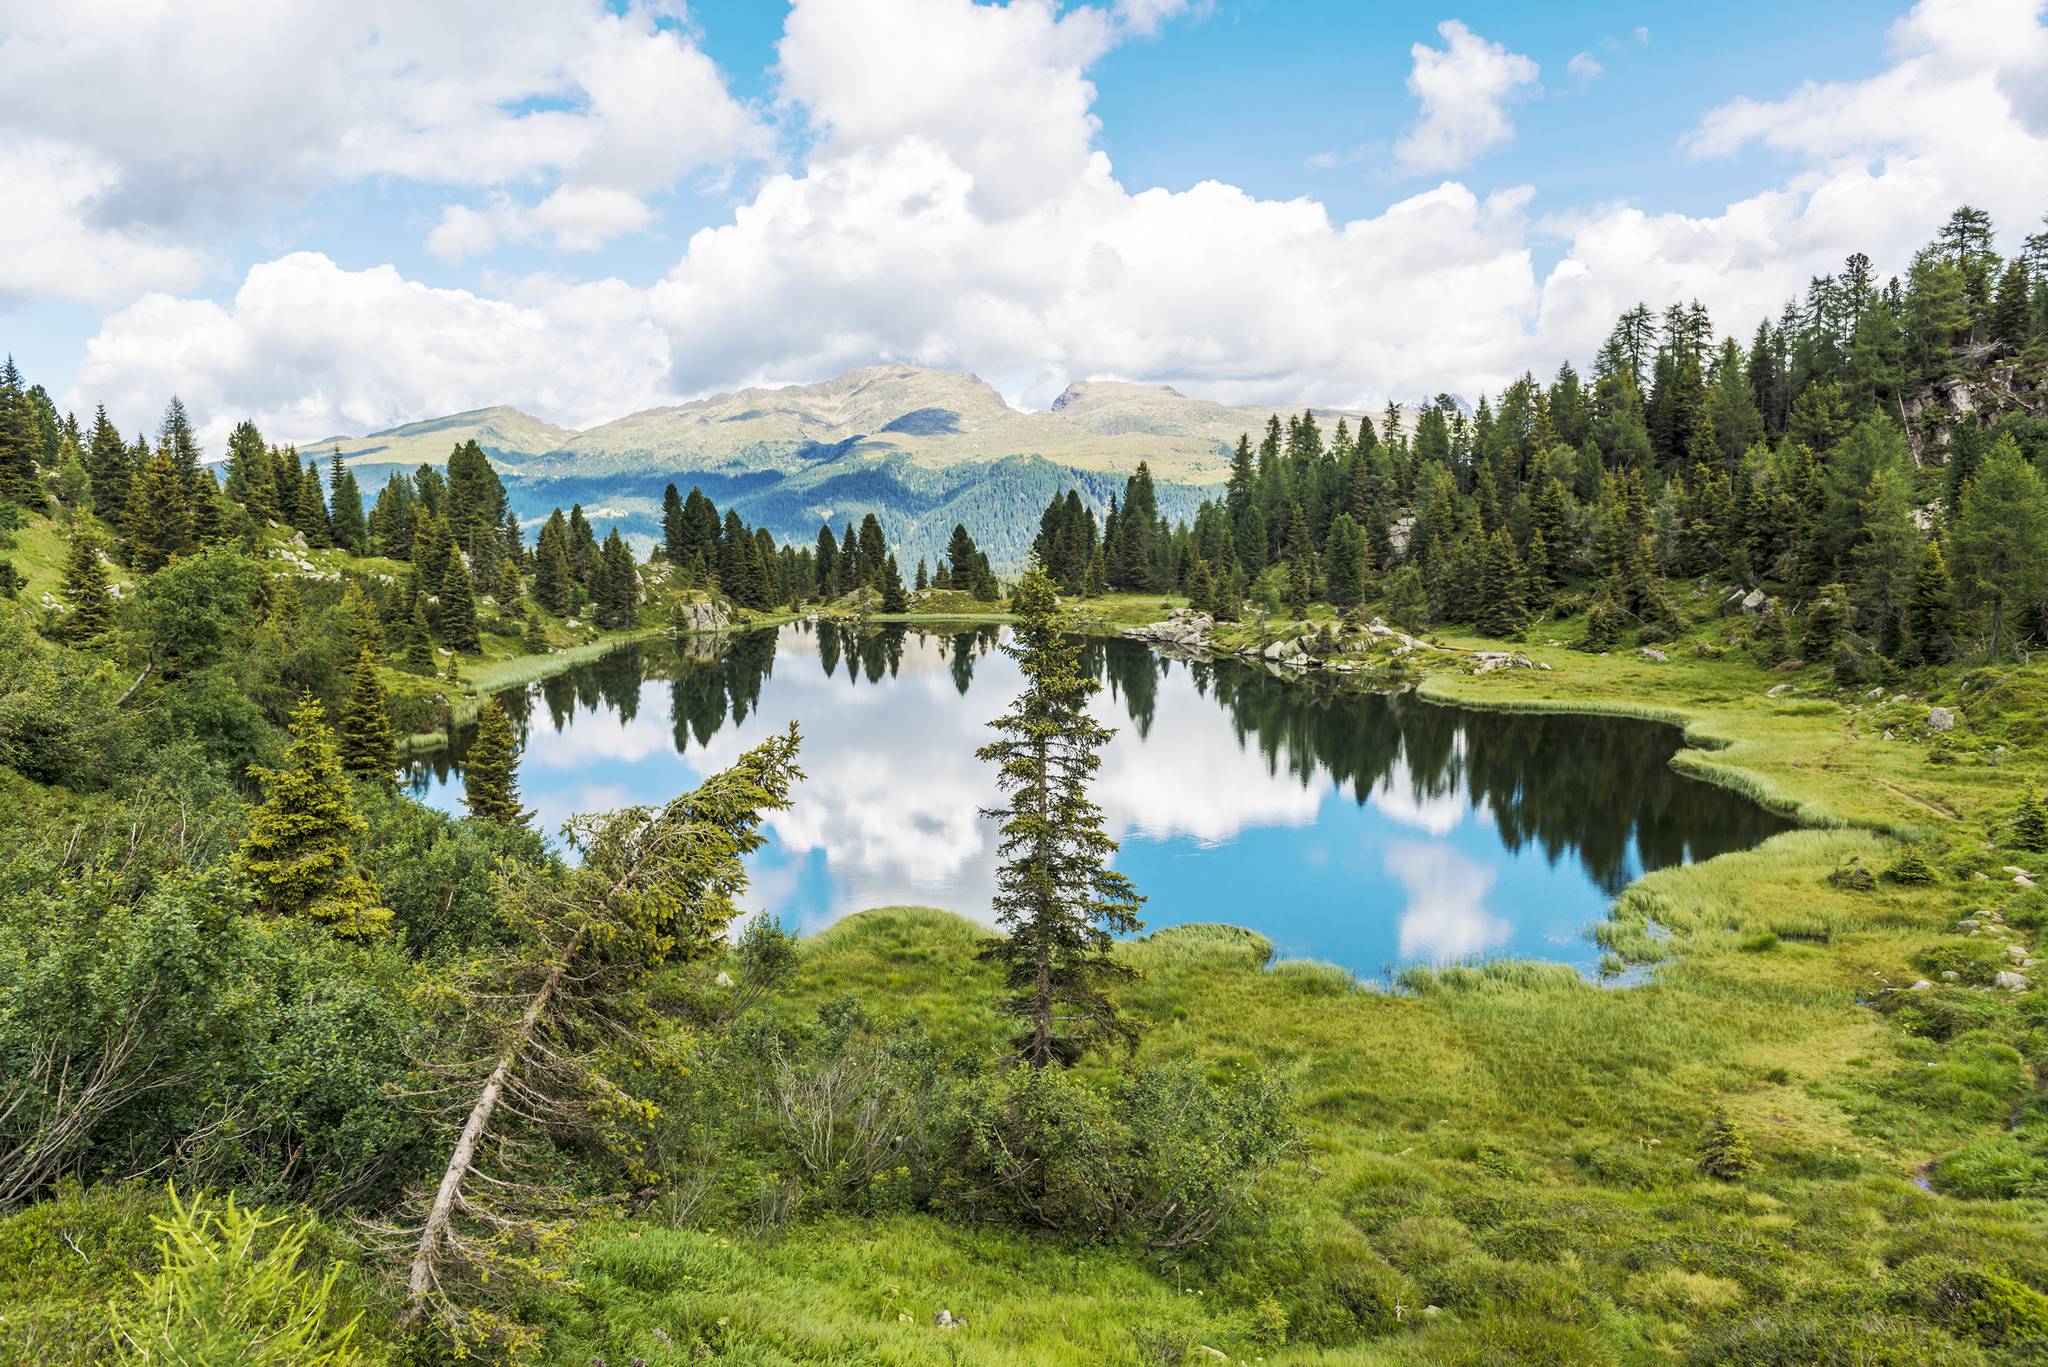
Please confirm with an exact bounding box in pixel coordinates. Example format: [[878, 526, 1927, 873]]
[[1905, 1256, 2048, 1350], [107, 1187, 362, 1365], [954, 1060, 1293, 1250], [1697, 1112, 1758, 1180], [1883, 844, 1941, 886]]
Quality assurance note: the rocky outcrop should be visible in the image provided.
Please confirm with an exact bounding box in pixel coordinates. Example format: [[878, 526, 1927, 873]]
[[672, 598, 729, 635], [1123, 610, 1531, 675], [1123, 607, 1214, 650]]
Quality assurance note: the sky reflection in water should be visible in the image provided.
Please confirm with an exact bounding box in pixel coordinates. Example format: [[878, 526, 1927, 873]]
[[406, 625, 1791, 976]]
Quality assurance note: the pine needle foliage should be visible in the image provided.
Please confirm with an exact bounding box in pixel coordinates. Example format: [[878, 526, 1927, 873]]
[[238, 694, 390, 938], [61, 526, 117, 641], [394, 727, 802, 1353], [977, 566, 1145, 1069], [463, 697, 527, 825], [109, 1186, 363, 1366], [1697, 1111, 1759, 1181], [337, 649, 396, 788]]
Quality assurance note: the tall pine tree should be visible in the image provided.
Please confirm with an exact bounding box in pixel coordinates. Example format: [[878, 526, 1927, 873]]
[[976, 567, 1144, 1069]]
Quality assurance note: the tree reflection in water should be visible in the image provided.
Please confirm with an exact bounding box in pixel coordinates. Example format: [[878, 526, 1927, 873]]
[[406, 625, 1790, 970]]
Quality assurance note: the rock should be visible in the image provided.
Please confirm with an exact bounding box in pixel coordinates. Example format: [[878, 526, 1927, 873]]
[[1262, 639, 1290, 661], [1958, 919, 1981, 931], [1883, 730, 1894, 741], [1471, 651, 1534, 673], [1772, 659, 1806, 672], [1741, 588, 1767, 612], [1927, 707, 1956, 732], [1996, 971, 2030, 992], [674, 599, 729, 635], [1909, 979, 1934, 991], [2018, 875, 2038, 889], [714, 971, 734, 988], [1866, 687, 1884, 699], [1941, 970, 1962, 982], [2003, 866, 2031, 877], [934, 1310, 962, 1331], [1639, 647, 1668, 662], [2008, 945, 2029, 962], [1767, 684, 1792, 698]]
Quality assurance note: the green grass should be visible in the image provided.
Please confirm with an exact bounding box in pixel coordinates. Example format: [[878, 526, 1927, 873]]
[[14, 574, 2048, 1362]]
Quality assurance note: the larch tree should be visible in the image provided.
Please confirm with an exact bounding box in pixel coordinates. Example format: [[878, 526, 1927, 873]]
[[238, 694, 391, 939], [463, 698, 527, 826], [977, 567, 1144, 1069]]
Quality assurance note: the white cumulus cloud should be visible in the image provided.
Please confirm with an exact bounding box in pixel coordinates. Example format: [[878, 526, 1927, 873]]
[[1394, 20, 1540, 174]]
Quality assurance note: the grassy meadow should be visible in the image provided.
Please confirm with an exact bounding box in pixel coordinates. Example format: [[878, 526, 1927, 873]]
[[9, 554, 2048, 1363]]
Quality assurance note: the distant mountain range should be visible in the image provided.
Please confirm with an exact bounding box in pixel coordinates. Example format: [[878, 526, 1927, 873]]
[[307, 366, 1397, 570]]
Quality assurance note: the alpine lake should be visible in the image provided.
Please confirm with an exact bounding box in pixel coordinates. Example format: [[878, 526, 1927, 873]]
[[406, 623, 1793, 979]]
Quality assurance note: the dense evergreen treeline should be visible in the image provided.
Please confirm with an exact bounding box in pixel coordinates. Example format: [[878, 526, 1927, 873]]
[[1033, 204, 2048, 668]]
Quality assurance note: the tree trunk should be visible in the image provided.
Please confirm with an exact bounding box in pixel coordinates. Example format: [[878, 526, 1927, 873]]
[[399, 926, 585, 1328]]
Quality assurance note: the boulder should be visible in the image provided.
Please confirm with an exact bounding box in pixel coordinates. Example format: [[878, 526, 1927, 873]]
[[1639, 647, 1668, 662], [934, 1310, 962, 1331], [714, 971, 734, 988], [674, 599, 729, 635], [1740, 588, 1768, 612], [1909, 979, 1934, 991], [1996, 971, 2030, 992], [2018, 875, 2038, 890], [1766, 683, 1792, 698], [1927, 707, 1956, 732]]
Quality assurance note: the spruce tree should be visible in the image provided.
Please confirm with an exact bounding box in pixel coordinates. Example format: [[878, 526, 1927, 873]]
[[1478, 527, 1528, 638], [524, 610, 549, 654], [0, 560, 22, 599], [814, 524, 838, 595], [1081, 547, 1106, 598], [125, 448, 195, 572], [339, 580, 384, 660], [1184, 557, 1214, 614], [598, 529, 638, 628], [1324, 513, 1368, 606], [977, 567, 1143, 1068], [1282, 556, 1312, 616], [338, 649, 397, 787], [914, 558, 929, 592], [1802, 585, 1849, 662], [534, 515, 575, 614], [879, 553, 908, 613], [405, 598, 435, 673], [464, 697, 527, 826], [85, 406, 133, 525], [662, 483, 687, 564], [0, 357, 44, 505], [1907, 540, 1956, 665], [2011, 786, 2048, 853], [58, 526, 118, 641], [223, 419, 277, 521], [238, 694, 391, 938], [294, 457, 331, 547], [440, 555, 481, 652], [1951, 439, 2048, 660], [328, 450, 367, 552]]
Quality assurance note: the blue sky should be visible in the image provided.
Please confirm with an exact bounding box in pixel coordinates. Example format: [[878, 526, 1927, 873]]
[[2, 0, 2044, 444]]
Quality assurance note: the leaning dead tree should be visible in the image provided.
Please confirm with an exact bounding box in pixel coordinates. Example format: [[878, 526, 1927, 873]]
[[393, 726, 801, 1352]]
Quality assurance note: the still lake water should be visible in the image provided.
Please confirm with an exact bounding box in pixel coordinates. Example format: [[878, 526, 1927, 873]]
[[406, 624, 1792, 975]]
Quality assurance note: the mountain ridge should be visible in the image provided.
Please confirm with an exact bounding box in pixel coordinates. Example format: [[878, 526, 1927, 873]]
[[307, 365, 1393, 486]]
